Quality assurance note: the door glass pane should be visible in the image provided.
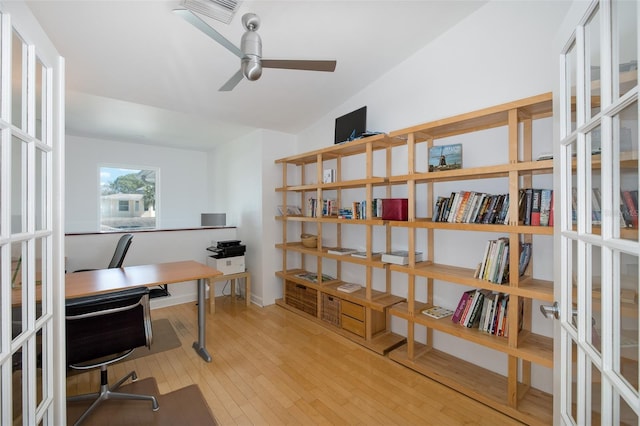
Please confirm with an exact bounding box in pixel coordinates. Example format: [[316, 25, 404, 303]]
[[570, 238, 579, 334], [590, 360, 602, 423], [11, 30, 24, 130], [618, 392, 639, 425], [35, 237, 45, 321], [12, 353, 23, 424], [36, 329, 44, 407], [11, 241, 24, 339], [589, 244, 602, 353], [35, 148, 46, 232], [588, 125, 603, 232], [565, 40, 578, 134], [570, 140, 578, 230], [614, 0, 637, 99], [35, 58, 44, 141], [11, 135, 25, 234], [569, 339, 578, 422], [616, 100, 638, 241], [617, 251, 638, 392], [586, 6, 601, 118]]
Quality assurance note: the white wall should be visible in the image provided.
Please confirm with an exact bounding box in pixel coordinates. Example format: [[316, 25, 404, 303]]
[[208, 129, 296, 306], [66, 134, 210, 232], [298, 0, 571, 150]]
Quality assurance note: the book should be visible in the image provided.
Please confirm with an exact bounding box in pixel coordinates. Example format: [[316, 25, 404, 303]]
[[452, 290, 474, 324], [428, 143, 463, 172], [323, 168, 335, 184], [295, 272, 335, 283], [350, 251, 382, 259], [539, 189, 552, 226], [530, 189, 542, 226], [337, 282, 362, 293], [518, 242, 532, 276], [327, 247, 358, 255], [422, 306, 454, 319], [622, 190, 638, 228], [524, 188, 533, 225], [459, 291, 478, 326], [591, 188, 601, 224], [381, 251, 424, 265], [433, 196, 446, 221]]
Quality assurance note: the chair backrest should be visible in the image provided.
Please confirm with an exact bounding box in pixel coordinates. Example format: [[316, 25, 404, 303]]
[[66, 286, 152, 367], [108, 234, 133, 269]]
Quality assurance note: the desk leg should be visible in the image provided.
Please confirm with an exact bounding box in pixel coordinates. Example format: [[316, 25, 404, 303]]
[[192, 277, 212, 362]]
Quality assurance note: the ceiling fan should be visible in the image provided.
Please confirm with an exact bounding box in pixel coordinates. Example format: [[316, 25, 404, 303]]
[[174, 9, 337, 91]]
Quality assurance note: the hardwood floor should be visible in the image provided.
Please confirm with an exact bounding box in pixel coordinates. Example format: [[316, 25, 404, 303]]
[[66, 296, 523, 425]]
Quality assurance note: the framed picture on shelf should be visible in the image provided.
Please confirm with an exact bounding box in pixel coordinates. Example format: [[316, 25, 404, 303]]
[[428, 143, 462, 172]]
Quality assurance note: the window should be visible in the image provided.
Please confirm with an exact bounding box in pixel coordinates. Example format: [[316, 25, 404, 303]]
[[100, 166, 158, 231]]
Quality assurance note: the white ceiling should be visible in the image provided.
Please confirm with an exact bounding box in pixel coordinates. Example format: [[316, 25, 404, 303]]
[[25, 0, 487, 150]]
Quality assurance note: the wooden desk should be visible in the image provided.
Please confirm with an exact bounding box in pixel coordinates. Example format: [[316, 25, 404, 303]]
[[65, 260, 222, 362], [208, 270, 251, 314]]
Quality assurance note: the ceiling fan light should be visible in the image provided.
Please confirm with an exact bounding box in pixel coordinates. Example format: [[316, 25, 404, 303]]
[[180, 0, 241, 24]]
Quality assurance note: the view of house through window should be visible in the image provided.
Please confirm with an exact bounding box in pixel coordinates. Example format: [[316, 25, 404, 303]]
[[100, 166, 157, 231]]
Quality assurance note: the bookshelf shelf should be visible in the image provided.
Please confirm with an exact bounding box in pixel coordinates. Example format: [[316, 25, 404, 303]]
[[274, 93, 555, 423]]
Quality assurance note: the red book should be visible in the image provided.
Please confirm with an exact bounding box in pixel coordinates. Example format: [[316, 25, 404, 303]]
[[381, 198, 408, 221], [451, 290, 474, 324], [622, 190, 638, 228]]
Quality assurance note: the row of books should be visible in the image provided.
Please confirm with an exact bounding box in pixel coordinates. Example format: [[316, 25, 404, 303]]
[[521, 188, 553, 226], [475, 238, 509, 284], [305, 198, 338, 218], [433, 191, 511, 224], [452, 290, 520, 337], [474, 239, 532, 284], [570, 188, 639, 228], [338, 199, 385, 219]]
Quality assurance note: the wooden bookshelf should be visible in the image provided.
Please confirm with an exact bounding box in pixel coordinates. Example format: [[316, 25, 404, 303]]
[[274, 93, 555, 423]]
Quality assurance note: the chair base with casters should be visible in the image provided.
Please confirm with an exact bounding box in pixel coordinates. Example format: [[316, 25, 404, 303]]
[[66, 287, 158, 425], [68, 360, 159, 425]]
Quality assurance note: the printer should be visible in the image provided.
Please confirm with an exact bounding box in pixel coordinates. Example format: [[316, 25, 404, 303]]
[[206, 240, 246, 275]]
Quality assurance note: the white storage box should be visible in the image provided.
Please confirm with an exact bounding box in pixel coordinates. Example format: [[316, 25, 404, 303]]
[[207, 255, 245, 275]]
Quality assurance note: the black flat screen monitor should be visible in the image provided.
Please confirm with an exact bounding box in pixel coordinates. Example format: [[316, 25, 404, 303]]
[[334, 106, 366, 144]]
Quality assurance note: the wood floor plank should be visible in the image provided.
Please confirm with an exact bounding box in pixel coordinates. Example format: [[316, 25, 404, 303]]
[[67, 297, 523, 425]]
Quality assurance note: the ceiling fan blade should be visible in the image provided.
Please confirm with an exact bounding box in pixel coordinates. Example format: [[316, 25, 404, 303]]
[[173, 8, 243, 59], [261, 60, 337, 72], [219, 69, 244, 91]]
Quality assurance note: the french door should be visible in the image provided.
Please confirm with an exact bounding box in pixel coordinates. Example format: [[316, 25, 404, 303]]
[[0, 2, 65, 425], [556, 0, 639, 424]]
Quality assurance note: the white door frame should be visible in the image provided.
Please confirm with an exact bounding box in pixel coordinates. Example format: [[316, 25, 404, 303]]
[[0, 1, 65, 424], [554, 0, 639, 424]]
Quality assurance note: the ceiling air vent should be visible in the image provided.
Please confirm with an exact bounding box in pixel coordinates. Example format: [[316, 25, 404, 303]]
[[180, 0, 241, 24]]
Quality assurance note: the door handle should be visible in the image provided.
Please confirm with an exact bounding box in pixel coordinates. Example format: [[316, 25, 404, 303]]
[[540, 301, 560, 319]]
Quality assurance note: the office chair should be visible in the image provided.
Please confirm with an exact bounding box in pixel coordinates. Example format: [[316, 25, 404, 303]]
[[74, 233, 134, 272], [66, 286, 159, 425]]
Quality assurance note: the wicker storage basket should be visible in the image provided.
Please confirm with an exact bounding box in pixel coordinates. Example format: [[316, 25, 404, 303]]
[[321, 293, 341, 326], [285, 280, 317, 315]]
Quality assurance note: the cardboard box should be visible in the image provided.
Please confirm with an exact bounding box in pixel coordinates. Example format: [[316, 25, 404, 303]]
[[381, 198, 408, 221], [207, 255, 245, 275]]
